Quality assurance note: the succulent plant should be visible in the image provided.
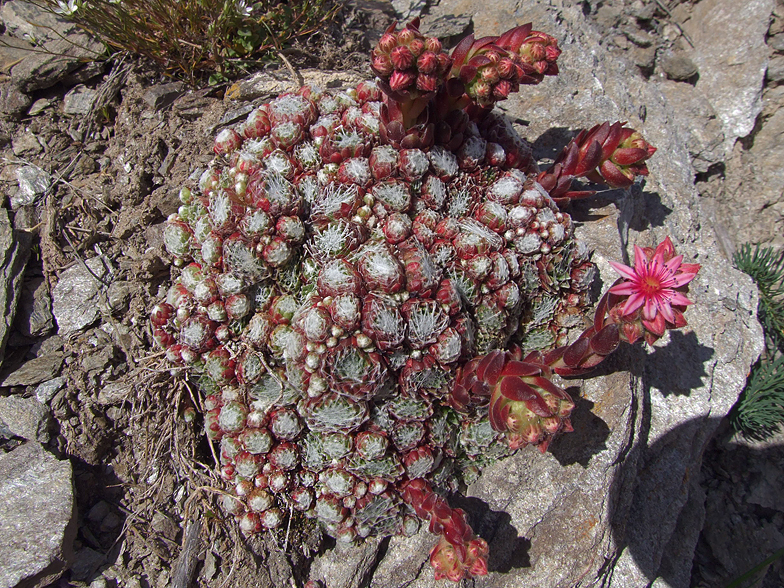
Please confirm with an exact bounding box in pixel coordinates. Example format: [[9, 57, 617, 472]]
[[152, 18, 697, 582]]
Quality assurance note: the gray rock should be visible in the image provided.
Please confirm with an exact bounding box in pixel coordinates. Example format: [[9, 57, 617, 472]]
[[142, 82, 186, 111], [1, 0, 76, 44], [96, 378, 133, 405], [310, 541, 382, 588], [35, 377, 66, 404], [314, 1, 764, 587], [0, 396, 50, 443], [86, 501, 110, 525], [31, 335, 64, 357], [629, 0, 656, 21], [27, 98, 52, 116], [660, 50, 699, 81], [13, 277, 54, 337], [767, 54, 784, 83], [694, 431, 784, 586], [683, 0, 773, 155], [62, 84, 98, 116], [202, 551, 219, 580], [595, 3, 623, 28], [106, 281, 132, 313], [224, 69, 366, 103], [631, 45, 657, 71], [658, 81, 725, 173], [391, 0, 428, 20], [1, 354, 63, 387], [11, 132, 43, 156], [0, 442, 75, 588], [10, 31, 104, 93], [421, 14, 473, 44], [0, 418, 13, 440], [769, 32, 784, 52], [0, 82, 32, 118], [0, 208, 32, 371], [0, 34, 35, 73], [70, 547, 104, 582], [151, 511, 179, 541], [12, 165, 51, 209], [716, 98, 784, 247], [52, 256, 112, 336]]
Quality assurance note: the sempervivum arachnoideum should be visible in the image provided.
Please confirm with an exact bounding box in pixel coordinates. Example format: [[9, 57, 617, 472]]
[[151, 18, 669, 583]]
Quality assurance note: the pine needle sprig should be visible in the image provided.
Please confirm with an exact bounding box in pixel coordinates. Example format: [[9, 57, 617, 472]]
[[730, 354, 784, 440], [731, 243, 784, 439], [733, 243, 784, 350]]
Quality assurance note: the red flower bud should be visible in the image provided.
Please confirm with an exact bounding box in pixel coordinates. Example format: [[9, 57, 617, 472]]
[[493, 80, 513, 100], [416, 73, 439, 92], [398, 28, 416, 44], [417, 51, 439, 74], [389, 69, 417, 92], [378, 33, 397, 53], [480, 66, 500, 84], [409, 38, 425, 57], [425, 37, 442, 53], [372, 53, 394, 76], [391, 45, 414, 70]]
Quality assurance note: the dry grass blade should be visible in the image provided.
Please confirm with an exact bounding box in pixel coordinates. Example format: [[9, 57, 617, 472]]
[[36, 0, 342, 82]]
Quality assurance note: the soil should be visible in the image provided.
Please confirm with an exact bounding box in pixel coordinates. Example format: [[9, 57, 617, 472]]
[[0, 0, 782, 587]]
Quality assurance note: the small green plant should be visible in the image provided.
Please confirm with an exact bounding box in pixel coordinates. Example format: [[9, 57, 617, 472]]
[[39, 0, 341, 81], [731, 243, 784, 439]]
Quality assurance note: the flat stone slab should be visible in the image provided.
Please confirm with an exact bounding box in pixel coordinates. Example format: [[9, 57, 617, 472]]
[[0, 442, 75, 588], [0, 396, 51, 442], [10, 31, 104, 93], [1, 354, 63, 387], [684, 0, 773, 155], [52, 256, 112, 336], [0, 208, 32, 371]]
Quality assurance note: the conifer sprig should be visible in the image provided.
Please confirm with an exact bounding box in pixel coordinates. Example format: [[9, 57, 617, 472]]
[[731, 244, 784, 439]]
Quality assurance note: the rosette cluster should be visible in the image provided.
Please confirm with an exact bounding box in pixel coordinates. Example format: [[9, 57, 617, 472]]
[[152, 81, 594, 577], [451, 24, 562, 107], [371, 20, 453, 97]]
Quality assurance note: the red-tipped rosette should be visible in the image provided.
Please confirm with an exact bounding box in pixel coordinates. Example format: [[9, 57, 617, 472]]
[[450, 33, 524, 108], [538, 121, 657, 206], [401, 479, 489, 582], [371, 19, 452, 98], [452, 348, 575, 452], [371, 20, 452, 149], [505, 29, 561, 83]]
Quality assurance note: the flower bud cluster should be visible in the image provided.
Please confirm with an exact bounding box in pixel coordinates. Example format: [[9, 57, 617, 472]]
[[371, 19, 453, 96]]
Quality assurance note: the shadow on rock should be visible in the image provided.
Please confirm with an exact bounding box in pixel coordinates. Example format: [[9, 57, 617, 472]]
[[549, 393, 611, 467], [642, 331, 714, 397], [449, 495, 531, 574], [607, 416, 724, 587], [690, 422, 784, 587], [574, 331, 714, 398], [531, 126, 577, 161], [627, 188, 672, 231]]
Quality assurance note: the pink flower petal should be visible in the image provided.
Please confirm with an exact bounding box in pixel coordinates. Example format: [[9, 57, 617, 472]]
[[654, 237, 675, 260], [663, 254, 683, 275], [609, 282, 638, 295], [643, 297, 657, 321], [670, 272, 698, 288], [657, 298, 675, 323], [669, 291, 693, 307], [633, 246, 648, 275], [609, 260, 637, 281], [623, 292, 644, 315]]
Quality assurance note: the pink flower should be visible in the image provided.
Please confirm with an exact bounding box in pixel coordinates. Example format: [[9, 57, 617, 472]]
[[608, 237, 700, 326]]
